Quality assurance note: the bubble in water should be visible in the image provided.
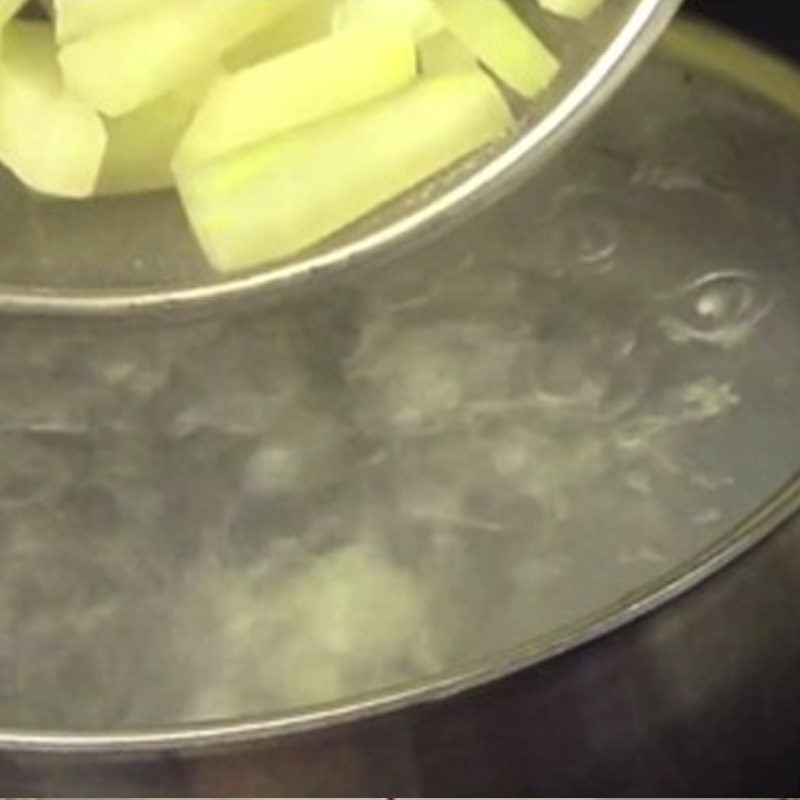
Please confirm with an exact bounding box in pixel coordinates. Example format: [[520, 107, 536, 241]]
[[613, 377, 740, 453], [349, 322, 519, 435], [531, 342, 607, 410], [659, 270, 774, 348], [519, 320, 652, 423], [595, 339, 655, 421], [540, 186, 622, 277], [242, 406, 353, 497], [672, 377, 740, 421]]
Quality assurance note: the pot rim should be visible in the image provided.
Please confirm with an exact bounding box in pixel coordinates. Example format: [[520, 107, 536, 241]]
[[3, 15, 800, 754]]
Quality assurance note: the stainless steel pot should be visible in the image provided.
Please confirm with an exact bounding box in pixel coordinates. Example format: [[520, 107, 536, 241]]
[[2, 7, 800, 796]]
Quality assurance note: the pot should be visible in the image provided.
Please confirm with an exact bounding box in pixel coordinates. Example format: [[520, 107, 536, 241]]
[[1, 4, 800, 796]]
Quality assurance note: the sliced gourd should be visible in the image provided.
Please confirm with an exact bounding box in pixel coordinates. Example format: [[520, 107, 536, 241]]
[[59, 0, 298, 116], [420, 30, 477, 75], [0, 0, 589, 267], [0, 20, 106, 197], [53, 0, 155, 43], [97, 69, 217, 195], [225, 0, 337, 71], [539, 0, 604, 21], [334, 0, 443, 41], [1, 0, 25, 33], [436, 0, 559, 97], [175, 29, 417, 172], [176, 71, 514, 272]]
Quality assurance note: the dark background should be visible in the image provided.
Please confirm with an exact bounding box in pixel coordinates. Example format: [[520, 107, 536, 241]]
[[689, 0, 800, 60]]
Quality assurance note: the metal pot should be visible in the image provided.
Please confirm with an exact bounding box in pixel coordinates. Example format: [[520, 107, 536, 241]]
[[2, 5, 800, 796]]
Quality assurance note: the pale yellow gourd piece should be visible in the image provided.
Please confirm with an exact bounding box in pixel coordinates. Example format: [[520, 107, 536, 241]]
[[0, 0, 25, 34], [176, 71, 514, 272], [0, 20, 106, 197], [420, 31, 478, 75], [174, 28, 417, 172], [225, 0, 338, 71], [539, 0, 604, 21], [334, 0, 444, 41], [53, 0, 156, 43], [59, 0, 298, 116], [436, 0, 559, 97], [97, 68, 217, 195]]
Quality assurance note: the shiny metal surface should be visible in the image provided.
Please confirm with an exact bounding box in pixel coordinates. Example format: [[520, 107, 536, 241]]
[[1, 15, 800, 797], [0, 0, 680, 315]]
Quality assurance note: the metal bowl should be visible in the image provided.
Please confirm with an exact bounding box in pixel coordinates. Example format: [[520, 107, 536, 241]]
[[0, 0, 680, 316]]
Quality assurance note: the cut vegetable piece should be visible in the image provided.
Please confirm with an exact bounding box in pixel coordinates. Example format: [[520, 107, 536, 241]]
[[177, 71, 514, 272], [175, 29, 417, 172], [435, 0, 559, 97], [59, 0, 297, 116], [334, 0, 443, 41], [98, 69, 216, 195], [420, 31, 477, 75], [53, 0, 155, 43], [225, 0, 337, 71], [0, 0, 25, 32], [0, 20, 106, 197], [539, 0, 604, 21]]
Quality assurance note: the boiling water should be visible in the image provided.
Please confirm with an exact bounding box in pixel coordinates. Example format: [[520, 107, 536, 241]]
[[1, 56, 800, 730]]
